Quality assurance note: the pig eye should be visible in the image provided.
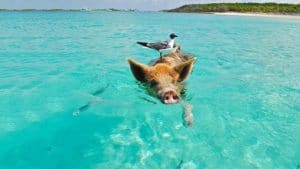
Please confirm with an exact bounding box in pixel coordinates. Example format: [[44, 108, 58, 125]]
[[150, 80, 158, 87]]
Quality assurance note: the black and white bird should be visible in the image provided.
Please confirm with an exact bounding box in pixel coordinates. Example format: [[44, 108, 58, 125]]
[[137, 33, 178, 57]]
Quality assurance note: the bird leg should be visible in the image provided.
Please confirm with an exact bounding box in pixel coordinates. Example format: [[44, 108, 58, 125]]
[[160, 52, 162, 61]]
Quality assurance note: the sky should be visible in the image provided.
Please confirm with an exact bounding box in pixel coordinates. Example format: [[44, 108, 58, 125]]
[[0, 0, 299, 11]]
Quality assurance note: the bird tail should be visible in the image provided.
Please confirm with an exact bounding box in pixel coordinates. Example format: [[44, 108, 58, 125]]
[[137, 42, 148, 47]]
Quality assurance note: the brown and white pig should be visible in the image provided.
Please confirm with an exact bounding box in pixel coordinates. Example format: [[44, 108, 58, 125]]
[[128, 47, 196, 104]]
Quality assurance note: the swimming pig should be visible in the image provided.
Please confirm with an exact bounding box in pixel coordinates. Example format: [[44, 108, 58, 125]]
[[128, 46, 196, 104]]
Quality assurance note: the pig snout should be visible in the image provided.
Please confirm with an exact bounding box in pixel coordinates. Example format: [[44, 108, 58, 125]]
[[162, 90, 179, 104]]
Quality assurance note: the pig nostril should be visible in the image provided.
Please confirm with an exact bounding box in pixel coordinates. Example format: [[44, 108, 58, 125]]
[[173, 95, 179, 100], [165, 96, 169, 100]]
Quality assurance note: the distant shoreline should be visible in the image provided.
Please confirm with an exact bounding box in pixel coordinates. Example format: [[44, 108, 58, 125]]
[[1, 8, 300, 20], [213, 12, 300, 19], [165, 3, 300, 18]]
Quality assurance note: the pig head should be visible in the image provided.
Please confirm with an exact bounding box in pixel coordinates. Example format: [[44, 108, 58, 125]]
[[128, 57, 196, 104]]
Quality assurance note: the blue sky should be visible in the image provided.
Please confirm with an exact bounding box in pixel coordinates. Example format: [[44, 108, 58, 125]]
[[1, 0, 299, 10]]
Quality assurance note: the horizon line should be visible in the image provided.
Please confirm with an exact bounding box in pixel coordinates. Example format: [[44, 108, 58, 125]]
[[1, 2, 299, 11]]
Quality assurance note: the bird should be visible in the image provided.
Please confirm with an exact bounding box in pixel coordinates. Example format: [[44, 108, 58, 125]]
[[137, 33, 178, 58]]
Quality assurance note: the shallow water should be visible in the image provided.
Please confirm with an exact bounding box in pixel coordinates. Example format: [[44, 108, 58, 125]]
[[0, 11, 299, 169]]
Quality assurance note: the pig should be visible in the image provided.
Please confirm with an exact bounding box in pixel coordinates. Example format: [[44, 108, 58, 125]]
[[128, 46, 196, 104]]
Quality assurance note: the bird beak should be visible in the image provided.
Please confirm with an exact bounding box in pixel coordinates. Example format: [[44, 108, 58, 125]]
[[174, 34, 178, 37]]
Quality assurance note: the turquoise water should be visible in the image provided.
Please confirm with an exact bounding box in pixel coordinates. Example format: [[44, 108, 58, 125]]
[[0, 11, 299, 169]]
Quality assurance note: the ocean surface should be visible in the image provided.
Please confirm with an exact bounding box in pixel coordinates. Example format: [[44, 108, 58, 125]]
[[0, 11, 299, 169]]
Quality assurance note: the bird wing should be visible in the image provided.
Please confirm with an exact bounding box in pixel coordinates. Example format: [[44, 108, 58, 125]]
[[147, 41, 168, 51]]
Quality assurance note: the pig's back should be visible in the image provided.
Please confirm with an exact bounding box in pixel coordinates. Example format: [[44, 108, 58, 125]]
[[151, 51, 194, 67]]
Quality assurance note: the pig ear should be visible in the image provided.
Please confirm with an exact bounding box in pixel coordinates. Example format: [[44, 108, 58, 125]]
[[173, 58, 196, 82], [127, 58, 149, 82]]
